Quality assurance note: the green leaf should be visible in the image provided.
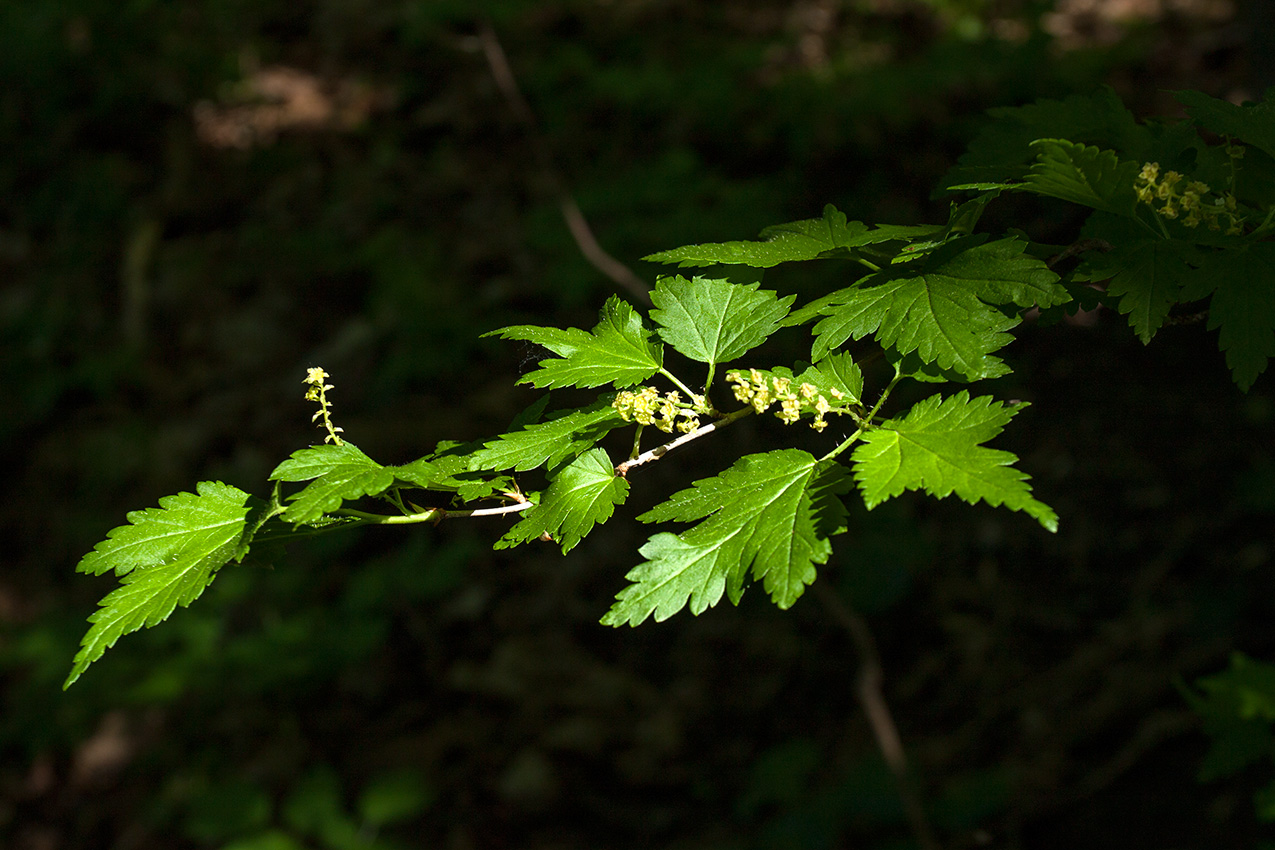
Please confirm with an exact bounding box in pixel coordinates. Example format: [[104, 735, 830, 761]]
[[887, 348, 1011, 384], [77, 481, 258, 578], [282, 766, 360, 848], [488, 296, 663, 389], [643, 204, 940, 268], [269, 441, 372, 482], [1177, 89, 1275, 162], [850, 392, 1057, 531], [1023, 139, 1140, 217], [392, 457, 448, 489], [795, 353, 864, 406], [392, 456, 501, 502], [221, 832, 308, 850], [602, 533, 732, 624], [1181, 243, 1275, 390], [603, 450, 851, 625], [358, 769, 434, 827], [651, 275, 794, 366], [811, 238, 1066, 377], [470, 398, 627, 472], [784, 285, 866, 328], [939, 87, 1148, 191], [270, 442, 396, 525], [66, 481, 257, 688], [1075, 227, 1197, 343], [1191, 653, 1275, 781], [496, 448, 629, 553]]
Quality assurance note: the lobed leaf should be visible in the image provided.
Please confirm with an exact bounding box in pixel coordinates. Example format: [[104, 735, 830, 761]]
[[604, 450, 851, 626], [938, 87, 1148, 192], [496, 448, 629, 553], [601, 533, 733, 624], [270, 443, 396, 525], [1190, 653, 1275, 781], [392, 457, 449, 489], [850, 392, 1057, 531], [1181, 244, 1275, 391], [643, 204, 940, 268], [1075, 228, 1197, 343], [66, 481, 259, 688], [796, 352, 864, 406], [651, 275, 794, 366], [488, 296, 663, 390], [78, 481, 261, 578], [1023, 139, 1140, 217], [1177, 90, 1275, 162], [470, 399, 627, 472], [270, 442, 376, 482], [811, 237, 1066, 378]]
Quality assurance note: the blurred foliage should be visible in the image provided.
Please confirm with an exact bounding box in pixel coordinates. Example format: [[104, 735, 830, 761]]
[[3, 0, 1274, 848], [1190, 654, 1275, 821]]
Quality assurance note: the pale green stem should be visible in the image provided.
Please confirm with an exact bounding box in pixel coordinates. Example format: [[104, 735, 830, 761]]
[[629, 423, 645, 460], [383, 488, 411, 515], [659, 367, 704, 408], [820, 371, 902, 462], [1252, 205, 1275, 236]]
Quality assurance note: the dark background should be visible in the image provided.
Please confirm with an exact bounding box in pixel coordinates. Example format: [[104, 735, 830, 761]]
[[4, 1, 1275, 848]]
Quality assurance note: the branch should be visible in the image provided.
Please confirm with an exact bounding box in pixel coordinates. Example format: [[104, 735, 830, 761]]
[[475, 21, 652, 305], [615, 406, 754, 477], [1047, 238, 1112, 268], [814, 582, 940, 850], [334, 406, 754, 527], [338, 500, 533, 526]]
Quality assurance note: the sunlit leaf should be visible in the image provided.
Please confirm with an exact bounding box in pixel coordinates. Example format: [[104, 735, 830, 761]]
[[850, 392, 1057, 531], [603, 450, 850, 625], [651, 275, 793, 366], [496, 448, 629, 553]]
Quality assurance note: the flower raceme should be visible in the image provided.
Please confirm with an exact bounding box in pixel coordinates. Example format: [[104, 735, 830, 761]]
[[304, 366, 345, 445], [612, 386, 703, 434], [725, 369, 846, 432], [1134, 159, 1244, 234]]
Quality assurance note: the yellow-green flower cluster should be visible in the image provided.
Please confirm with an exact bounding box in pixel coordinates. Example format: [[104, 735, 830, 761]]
[[304, 366, 345, 445], [613, 387, 702, 434], [726, 368, 844, 432], [1135, 162, 1243, 234]]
